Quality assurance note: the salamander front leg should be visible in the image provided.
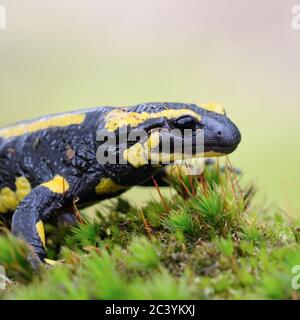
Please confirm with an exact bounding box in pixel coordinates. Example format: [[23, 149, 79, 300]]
[[12, 176, 69, 267]]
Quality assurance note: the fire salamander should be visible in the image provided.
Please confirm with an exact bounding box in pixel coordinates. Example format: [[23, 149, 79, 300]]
[[0, 102, 241, 266]]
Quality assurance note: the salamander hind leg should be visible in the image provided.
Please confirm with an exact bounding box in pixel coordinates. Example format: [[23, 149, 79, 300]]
[[12, 175, 70, 267]]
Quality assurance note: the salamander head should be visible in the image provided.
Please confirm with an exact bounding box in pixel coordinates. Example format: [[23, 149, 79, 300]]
[[101, 102, 241, 168]]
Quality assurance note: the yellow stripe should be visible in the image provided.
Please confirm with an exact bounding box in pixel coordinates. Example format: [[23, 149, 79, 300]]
[[36, 221, 46, 248], [202, 103, 226, 115], [105, 109, 202, 132], [41, 175, 70, 194], [44, 259, 59, 266], [95, 178, 127, 195], [0, 177, 32, 214], [0, 113, 86, 139]]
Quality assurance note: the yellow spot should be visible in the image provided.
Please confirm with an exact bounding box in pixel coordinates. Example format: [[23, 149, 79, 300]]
[[146, 131, 160, 150], [123, 143, 149, 168], [165, 154, 226, 179], [0, 113, 86, 139], [95, 178, 127, 195], [0, 203, 7, 214], [41, 175, 70, 194], [204, 151, 225, 157], [165, 164, 190, 179], [105, 108, 201, 132], [36, 221, 46, 248], [15, 177, 32, 201], [44, 259, 60, 266], [165, 159, 204, 178], [0, 177, 32, 214], [0, 188, 19, 211], [202, 103, 226, 115]]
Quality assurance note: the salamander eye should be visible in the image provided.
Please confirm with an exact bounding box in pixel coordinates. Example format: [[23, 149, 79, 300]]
[[174, 116, 197, 130]]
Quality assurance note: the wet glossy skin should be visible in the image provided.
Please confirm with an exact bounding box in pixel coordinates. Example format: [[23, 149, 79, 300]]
[[0, 102, 241, 264]]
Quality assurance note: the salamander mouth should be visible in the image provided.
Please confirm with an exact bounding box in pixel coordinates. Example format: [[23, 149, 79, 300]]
[[204, 144, 238, 155], [148, 132, 239, 157]]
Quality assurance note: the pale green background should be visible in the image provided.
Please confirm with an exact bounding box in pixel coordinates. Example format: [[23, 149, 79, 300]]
[[0, 1, 299, 215]]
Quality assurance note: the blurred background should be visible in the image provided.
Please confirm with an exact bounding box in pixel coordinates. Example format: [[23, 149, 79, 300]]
[[0, 0, 299, 214]]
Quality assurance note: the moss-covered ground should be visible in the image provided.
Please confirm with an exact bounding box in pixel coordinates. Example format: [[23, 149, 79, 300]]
[[0, 162, 299, 300]]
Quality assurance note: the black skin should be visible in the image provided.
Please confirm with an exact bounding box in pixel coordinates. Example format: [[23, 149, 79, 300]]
[[0, 102, 241, 264]]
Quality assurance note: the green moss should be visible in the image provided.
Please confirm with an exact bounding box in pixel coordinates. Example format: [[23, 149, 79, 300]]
[[125, 237, 160, 270], [0, 164, 300, 300]]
